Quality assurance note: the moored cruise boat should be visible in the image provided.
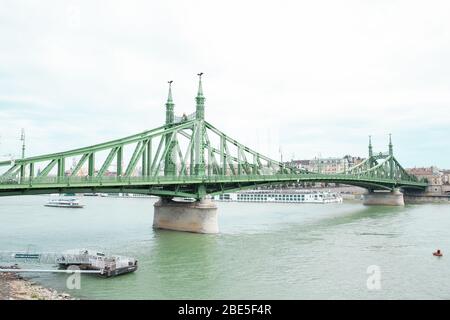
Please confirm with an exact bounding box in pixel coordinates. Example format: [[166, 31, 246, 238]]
[[45, 197, 84, 208], [213, 190, 343, 204]]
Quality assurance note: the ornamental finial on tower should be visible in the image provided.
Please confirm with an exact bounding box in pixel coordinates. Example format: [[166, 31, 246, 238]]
[[167, 80, 173, 103], [165, 80, 175, 125], [368, 135, 373, 157], [197, 72, 204, 97]]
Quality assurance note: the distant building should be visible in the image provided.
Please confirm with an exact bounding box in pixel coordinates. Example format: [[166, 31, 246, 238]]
[[406, 166, 441, 185], [405, 166, 450, 194], [343, 155, 365, 168], [288, 159, 312, 170], [441, 170, 450, 185], [287, 155, 365, 174], [314, 157, 348, 174]]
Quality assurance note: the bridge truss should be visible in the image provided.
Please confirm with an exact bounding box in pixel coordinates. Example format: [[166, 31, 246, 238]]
[[0, 76, 427, 199]]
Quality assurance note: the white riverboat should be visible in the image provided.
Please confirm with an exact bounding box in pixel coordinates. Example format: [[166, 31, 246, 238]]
[[44, 197, 84, 208], [213, 190, 343, 204]]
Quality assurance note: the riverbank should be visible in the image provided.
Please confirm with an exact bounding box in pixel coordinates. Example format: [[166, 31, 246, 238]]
[[0, 267, 76, 300]]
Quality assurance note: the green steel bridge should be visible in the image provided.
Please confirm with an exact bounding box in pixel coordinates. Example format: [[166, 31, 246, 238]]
[[0, 75, 427, 199]]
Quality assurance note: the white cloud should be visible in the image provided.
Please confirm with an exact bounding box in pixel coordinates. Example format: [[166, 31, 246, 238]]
[[1, 0, 449, 167]]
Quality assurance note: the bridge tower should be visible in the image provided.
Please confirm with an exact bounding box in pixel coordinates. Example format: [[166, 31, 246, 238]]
[[363, 134, 404, 206], [19, 129, 26, 182], [389, 134, 394, 179], [194, 72, 206, 177], [164, 81, 177, 176], [368, 135, 377, 172], [365, 135, 374, 192], [153, 74, 218, 233]]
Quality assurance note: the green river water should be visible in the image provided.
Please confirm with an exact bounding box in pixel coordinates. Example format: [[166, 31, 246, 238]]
[[1, 195, 449, 299]]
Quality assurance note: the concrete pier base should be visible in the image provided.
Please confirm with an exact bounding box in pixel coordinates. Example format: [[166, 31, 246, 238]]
[[153, 197, 219, 234], [363, 189, 405, 206]]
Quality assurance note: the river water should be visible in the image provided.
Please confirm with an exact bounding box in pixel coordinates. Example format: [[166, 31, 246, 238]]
[[1, 195, 449, 299]]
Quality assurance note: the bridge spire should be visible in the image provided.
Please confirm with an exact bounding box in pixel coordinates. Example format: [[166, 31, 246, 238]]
[[194, 72, 206, 177], [164, 80, 176, 176], [368, 135, 373, 158], [388, 133, 395, 179], [165, 80, 174, 125], [389, 133, 393, 156], [20, 128, 25, 159], [195, 72, 205, 120]]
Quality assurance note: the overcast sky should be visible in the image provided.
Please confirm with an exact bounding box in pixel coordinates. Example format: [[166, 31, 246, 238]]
[[1, 0, 449, 168]]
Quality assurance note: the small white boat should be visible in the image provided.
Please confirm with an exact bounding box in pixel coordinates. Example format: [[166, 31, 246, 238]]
[[45, 197, 84, 208], [173, 197, 195, 202]]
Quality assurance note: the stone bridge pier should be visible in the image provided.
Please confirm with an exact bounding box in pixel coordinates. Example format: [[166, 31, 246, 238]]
[[153, 197, 219, 233], [363, 188, 405, 206]]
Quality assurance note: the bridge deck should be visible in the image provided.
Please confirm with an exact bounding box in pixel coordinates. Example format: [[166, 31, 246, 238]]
[[0, 174, 427, 198]]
